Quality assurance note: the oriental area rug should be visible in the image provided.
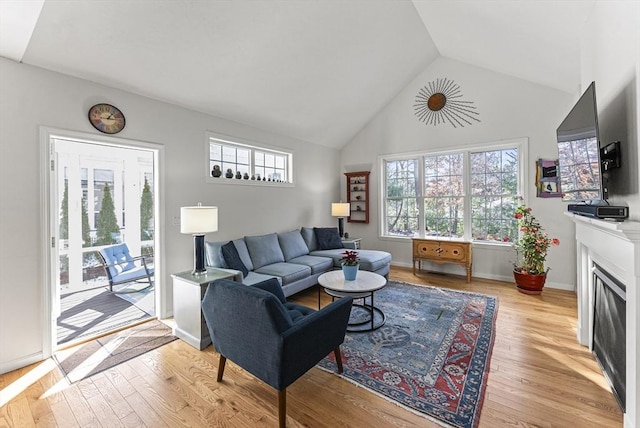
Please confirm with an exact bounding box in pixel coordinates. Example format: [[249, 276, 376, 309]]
[[317, 281, 498, 428]]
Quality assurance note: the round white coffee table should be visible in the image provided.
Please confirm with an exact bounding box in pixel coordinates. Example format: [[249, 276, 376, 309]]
[[318, 270, 387, 332]]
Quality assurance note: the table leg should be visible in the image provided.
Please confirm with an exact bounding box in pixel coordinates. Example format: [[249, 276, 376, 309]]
[[370, 292, 374, 331]]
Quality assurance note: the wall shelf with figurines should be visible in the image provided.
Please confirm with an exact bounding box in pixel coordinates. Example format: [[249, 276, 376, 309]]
[[345, 171, 370, 224]]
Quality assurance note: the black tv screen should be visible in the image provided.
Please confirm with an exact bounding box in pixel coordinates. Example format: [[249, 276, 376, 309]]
[[556, 82, 604, 202]]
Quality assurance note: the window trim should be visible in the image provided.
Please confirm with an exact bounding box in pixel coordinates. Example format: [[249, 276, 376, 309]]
[[378, 137, 528, 244], [205, 131, 294, 187]]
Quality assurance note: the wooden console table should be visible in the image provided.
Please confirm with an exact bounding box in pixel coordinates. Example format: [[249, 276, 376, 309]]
[[412, 238, 472, 282]]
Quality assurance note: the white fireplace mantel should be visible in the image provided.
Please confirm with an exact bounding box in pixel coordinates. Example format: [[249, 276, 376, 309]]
[[566, 212, 640, 428]]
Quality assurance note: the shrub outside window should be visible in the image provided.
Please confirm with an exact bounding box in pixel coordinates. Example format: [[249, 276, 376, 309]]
[[381, 139, 526, 244]]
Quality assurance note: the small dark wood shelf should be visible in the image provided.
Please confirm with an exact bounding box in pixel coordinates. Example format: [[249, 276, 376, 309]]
[[345, 171, 370, 224]]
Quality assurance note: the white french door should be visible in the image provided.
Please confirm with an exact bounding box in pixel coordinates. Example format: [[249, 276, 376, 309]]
[[44, 128, 161, 351]]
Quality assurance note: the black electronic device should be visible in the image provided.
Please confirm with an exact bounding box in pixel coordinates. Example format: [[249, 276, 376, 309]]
[[556, 82, 605, 203], [556, 82, 624, 205], [601, 141, 621, 172], [568, 204, 628, 220]]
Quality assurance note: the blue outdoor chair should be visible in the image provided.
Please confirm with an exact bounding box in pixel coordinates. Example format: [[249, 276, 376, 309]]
[[98, 243, 154, 292], [202, 278, 353, 428]]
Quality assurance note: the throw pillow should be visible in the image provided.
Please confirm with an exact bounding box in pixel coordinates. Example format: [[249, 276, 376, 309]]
[[300, 227, 318, 252], [205, 241, 227, 268], [244, 233, 285, 269], [314, 227, 344, 250], [278, 230, 310, 261], [221, 241, 249, 277]]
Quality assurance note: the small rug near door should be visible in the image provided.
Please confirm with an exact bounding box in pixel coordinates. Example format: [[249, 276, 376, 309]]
[[317, 281, 497, 428], [55, 319, 177, 383]]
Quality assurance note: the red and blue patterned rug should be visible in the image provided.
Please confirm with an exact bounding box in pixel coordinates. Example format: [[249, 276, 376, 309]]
[[318, 281, 497, 428]]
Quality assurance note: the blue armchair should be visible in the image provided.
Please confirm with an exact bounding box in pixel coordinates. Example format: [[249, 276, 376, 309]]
[[202, 278, 353, 427], [98, 243, 154, 292]]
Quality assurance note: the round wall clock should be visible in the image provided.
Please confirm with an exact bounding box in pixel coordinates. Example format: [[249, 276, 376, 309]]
[[88, 103, 126, 134]]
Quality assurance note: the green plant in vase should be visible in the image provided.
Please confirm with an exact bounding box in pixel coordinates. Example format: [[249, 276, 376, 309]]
[[512, 201, 560, 294]]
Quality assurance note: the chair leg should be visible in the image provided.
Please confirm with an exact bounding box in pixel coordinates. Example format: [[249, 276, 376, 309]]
[[334, 347, 343, 374], [217, 356, 226, 382], [278, 389, 286, 428]]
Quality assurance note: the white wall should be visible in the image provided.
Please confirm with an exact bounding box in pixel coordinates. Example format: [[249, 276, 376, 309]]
[[340, 57, 576, 288], [581, 1, 639, 220], [0, 58, 340, 373], [580, 5, 639, 426]]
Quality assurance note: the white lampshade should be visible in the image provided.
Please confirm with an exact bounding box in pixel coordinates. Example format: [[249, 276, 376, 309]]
[[331, 202, 350, 217], [180, 205, 218, 234]]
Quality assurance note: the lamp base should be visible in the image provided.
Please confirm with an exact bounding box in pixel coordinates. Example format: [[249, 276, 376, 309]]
[[192, 234, 207, 276], [338, 217, 345, 238]]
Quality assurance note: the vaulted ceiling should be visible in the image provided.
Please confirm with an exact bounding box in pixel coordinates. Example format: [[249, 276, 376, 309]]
[[0, 0, 595, 148]]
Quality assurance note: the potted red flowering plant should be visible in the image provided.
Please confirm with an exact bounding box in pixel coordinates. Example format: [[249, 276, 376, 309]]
[[513, 202, 560, 294], [340, 250, 360, 281]]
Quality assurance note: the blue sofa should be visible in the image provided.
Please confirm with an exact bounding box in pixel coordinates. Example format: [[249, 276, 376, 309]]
[[205, 227, 392, 297]]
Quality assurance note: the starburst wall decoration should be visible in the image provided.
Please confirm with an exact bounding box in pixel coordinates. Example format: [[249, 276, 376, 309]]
[[414, 78, 480, 128]]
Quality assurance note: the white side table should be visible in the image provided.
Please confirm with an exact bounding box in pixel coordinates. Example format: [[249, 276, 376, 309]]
[[341, 237, 361, 249], [172, 269, 239, 349]]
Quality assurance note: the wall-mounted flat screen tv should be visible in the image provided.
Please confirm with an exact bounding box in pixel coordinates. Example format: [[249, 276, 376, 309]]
[[556, 81, 604, 202]]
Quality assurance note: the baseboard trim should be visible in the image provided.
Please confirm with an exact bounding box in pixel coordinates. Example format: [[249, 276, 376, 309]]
[[390, 262, 576, 291], [1, 351, 44, 375]]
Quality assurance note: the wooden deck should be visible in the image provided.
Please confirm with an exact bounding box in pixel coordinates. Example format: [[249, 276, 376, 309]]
[[57, 283, 155, 346]]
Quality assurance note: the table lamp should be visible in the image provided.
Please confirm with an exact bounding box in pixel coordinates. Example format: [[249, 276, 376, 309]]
[[331, 202, 350, 238], [181, 203, 218, 275]]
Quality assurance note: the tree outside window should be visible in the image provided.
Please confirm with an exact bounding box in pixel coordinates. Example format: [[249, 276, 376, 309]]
[[385, 159, 419, 236], [95, 183, 120, 245], [424, 153, 464, 238], [470, 149, 519, 242], [140, 177, 154, 240], [382, 140, 524, 243]]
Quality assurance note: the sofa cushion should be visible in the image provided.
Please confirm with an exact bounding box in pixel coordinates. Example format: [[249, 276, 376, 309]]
[[100, 244, 135, 277], [278, 230, 309, 261], [310, 249, 392, 272], [254, 262, 311, 286], [243, 271, 282, 286], [300, 227, 318, 252], [314, 227, 344, 250], [288, 255, 334, 275], [205, 241, 228, 268], [245, 233, 286, 269], [221, 241, 249, 277]]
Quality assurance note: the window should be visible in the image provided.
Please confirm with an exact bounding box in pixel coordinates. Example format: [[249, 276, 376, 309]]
[[470, 148, 519, 242], [381, 139, 526, 244], [424, 153, 464, 237], [385, 159, 419, 236], [207, 132, 293, 184]]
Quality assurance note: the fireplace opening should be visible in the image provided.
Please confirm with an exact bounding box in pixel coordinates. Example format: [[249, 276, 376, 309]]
[[592, 264, 626, 412]]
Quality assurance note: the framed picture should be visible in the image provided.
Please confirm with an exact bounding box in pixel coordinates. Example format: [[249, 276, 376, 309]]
[[536, 159, 562, 198]]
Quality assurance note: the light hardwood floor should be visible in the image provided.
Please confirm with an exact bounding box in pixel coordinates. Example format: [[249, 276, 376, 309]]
[[0, 267, 623, 427]]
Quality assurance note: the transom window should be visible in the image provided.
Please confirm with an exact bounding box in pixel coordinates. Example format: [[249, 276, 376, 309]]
[[207, 132, 293, 184], [381, 139, 526, 244]]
